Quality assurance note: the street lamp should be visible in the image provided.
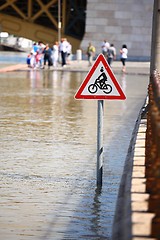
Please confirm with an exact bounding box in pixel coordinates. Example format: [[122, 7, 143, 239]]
[[0, 25, 1, 45], [58, 0, 61, 44]]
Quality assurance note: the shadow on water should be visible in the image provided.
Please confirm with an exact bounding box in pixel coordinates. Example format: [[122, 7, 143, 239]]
[[42, 183, 110, 240], [89, 186, 109, 240], [0, 65, 148, 240]]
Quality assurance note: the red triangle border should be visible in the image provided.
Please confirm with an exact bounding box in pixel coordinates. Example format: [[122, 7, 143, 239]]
[[74, 54, 126, 100]]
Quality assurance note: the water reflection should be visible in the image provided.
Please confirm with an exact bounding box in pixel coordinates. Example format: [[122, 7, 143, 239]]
[[119, 72, 127, 113], [0, 68, 148, 240], [90, 187, 103, 238]]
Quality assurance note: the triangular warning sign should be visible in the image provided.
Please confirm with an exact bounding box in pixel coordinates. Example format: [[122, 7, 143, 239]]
[[75, 54, 126, 100]]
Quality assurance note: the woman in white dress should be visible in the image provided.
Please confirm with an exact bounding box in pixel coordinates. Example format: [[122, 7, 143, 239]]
[[52, 41, 59, 67], [120, 44, 128, 73]]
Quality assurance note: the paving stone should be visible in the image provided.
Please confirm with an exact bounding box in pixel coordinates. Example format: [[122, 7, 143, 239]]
[[132, 166, 145, 178], [131, 201, 148, 211], [129, 113, 158, 239], [132, 212, 155, 236], [131, 193, 149, 202]]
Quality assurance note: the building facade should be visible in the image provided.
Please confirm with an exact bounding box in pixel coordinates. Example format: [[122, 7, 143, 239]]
[[81, 0, 153, 60]]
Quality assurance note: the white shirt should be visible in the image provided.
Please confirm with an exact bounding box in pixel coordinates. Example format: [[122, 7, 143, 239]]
[[52, 44, 59, 58], [121, 48, 128, 59], [101, 41, 110, 52], [59, 40, 69, 53], [67, 43, 72, 54]]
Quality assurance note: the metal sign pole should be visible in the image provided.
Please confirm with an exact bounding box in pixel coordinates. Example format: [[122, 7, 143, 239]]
[[97, 100, 104, 186], [74, 54, 126, 187]]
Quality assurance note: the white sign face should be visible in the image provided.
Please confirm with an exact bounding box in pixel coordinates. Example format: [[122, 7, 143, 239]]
[[75, 54, 126, 100], [81, 62, 120, 96]]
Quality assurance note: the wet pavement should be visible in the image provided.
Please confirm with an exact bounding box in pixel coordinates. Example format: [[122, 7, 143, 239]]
[[0, 53, 150, 240]]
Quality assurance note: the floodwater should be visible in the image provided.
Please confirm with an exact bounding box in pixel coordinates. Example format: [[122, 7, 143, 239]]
[[0, 54, 149, 240]]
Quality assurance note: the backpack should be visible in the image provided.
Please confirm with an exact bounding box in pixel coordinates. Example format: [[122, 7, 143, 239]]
[[107, 48, 114, 58]]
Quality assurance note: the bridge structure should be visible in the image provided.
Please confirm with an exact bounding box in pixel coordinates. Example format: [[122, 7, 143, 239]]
[[0, 0, 87, 52], [0, 0, 154, 59]]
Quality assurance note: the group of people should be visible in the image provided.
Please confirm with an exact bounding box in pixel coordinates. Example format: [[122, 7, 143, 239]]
[[101, 40, 117, 66], [27, 38, 128, 73], [86, 40, 128, 72], [26, 38, 72, 69]]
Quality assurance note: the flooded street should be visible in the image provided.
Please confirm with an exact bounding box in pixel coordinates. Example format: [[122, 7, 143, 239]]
[[0, 62, 149, 239]]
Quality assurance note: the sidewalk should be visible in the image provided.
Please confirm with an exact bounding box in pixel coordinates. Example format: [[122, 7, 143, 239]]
[[0, 60, 150, 75]]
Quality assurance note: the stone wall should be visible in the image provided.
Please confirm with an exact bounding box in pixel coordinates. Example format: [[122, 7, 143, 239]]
[[81, 0, 153, 61]]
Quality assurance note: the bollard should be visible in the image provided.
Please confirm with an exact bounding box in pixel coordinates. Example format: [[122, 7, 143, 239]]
[[76, 49, 82, 61]]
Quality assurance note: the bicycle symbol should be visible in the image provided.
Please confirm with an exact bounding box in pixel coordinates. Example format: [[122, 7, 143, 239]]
[[88, 67, 112, 94]]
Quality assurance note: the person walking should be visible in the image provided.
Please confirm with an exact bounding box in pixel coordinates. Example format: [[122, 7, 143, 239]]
[[86, 42, 96, 66], [43, 44, 52, 69], [38, 41, 45, 68], [35, 49, 42, 68], [27, 51, 35, 68], [66, 42, 72, 64], [52, 41, 59, 67], [32, 42, 39, 54], [101, 40, 110, 58], [120, 44, 128, 73], [107, 43, 116, 66], [59, 38, 69, 67]]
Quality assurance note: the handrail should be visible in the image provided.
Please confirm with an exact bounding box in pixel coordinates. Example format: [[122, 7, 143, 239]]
[[145, 70, 160, 238]]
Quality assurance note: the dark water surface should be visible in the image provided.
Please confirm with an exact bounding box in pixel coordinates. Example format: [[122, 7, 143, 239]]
[[0, 57, 148, 239]]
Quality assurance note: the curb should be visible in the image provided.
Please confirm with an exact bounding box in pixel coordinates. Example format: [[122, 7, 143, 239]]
[[0, 61, 150, 75], [112, 97, 148, 240]]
